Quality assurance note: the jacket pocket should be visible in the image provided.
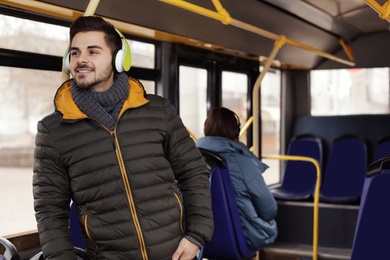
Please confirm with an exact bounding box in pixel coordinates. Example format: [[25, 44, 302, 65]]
[[173, 192, 184, 232], [82, 214, 99, 251]]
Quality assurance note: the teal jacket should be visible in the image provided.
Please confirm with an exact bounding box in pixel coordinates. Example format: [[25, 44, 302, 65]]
[[196, 136, 277, 249]]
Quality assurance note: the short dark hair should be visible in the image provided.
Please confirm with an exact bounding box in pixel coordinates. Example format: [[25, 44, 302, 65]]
[[204, 107, 241, 140], [69, 16, 122, 54]]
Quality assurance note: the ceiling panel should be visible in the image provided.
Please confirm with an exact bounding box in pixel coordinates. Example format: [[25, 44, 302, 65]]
[[14, 0, 390, 69]]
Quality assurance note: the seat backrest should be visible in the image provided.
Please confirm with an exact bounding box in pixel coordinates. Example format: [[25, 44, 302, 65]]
[[320, 135, 367, 203], [198, 148, 258, 260], [270, 134, 323, 200], [0, 237, 19, 260], [374, 135, 390, 162], [28, 203, 87, 260], [70, 202, 86, 249], [351, 156, 390, 260]]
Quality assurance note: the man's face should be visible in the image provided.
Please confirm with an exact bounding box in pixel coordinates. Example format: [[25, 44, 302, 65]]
[[69, 31, 114, 92]]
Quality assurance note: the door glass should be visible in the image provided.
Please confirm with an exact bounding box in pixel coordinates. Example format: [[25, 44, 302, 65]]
[[179, 65, 207, 140]]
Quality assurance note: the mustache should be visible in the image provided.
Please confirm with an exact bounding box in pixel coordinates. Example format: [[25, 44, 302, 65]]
[[76, 64, 93, 70]]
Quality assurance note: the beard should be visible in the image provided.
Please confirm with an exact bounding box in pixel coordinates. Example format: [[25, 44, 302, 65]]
[[74, 63, 114, 91]]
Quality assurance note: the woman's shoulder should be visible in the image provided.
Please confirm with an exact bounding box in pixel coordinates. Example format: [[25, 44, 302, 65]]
[[196, 136, 232, 151]]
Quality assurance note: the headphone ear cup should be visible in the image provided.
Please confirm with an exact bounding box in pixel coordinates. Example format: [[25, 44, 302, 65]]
[[122, 40, 131, 72], [235, 126, 241, 138], [113, 49, 125, 73], [62, 48, 71, 74], [233, 112, 241, 138], [115, 29, 132, 72]]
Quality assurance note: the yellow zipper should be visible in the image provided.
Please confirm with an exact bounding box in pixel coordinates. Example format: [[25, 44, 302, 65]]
[[174, 192, 184, 232], [77, 118, 148, 259], [83, 215, 98, 250], [113, 132, 148, 260]]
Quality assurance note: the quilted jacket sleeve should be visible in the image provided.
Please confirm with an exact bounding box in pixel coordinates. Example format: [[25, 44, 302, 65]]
[[163, 100, 214, 245], [33, 119, 77, 260]]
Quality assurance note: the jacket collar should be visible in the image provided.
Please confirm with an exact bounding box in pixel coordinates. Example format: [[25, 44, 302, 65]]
[[54, 77, 149, 120]]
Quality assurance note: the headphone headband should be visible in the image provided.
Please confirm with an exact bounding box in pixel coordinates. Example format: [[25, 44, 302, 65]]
[[233, 112, 241, 138]]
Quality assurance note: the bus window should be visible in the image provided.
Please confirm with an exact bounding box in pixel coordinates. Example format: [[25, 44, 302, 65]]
[[179, 65, 207, 139], [0, 14, 68, 57], [0, 66, 62, 236], [311, 68, 390, 115], [221, 71, 248, 143], [128, 40, 155, 69], [140, 80, 155, 94], [261, 68, 281, 185]]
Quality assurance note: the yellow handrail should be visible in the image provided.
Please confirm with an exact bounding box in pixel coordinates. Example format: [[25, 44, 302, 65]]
[[159, 0, 355, 67], [160, 0, 355, 160], [252, 39, 285, 156], [186, 128, 197, 141], [262, 154, 321, 260], [364, 0, 390, 21], [239, 116, 253, 139], [236, 115, 321, 260], [84, 0, 100, 16]]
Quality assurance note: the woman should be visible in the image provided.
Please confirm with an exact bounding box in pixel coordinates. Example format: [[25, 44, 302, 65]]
[[196, 107, 278, 249]]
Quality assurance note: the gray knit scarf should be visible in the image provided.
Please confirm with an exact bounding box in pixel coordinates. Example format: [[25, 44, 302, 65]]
[[71, 72, 129, 131]]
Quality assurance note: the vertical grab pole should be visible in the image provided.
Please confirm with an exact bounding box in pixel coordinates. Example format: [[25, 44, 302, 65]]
[[61, 0, 101, 82], [262, 155, 320, 260], [84, 0, 101, 16], [252, 36, 286, 157]]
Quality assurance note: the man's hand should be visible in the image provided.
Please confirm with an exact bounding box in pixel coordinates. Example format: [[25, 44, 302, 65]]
[[172, 237, 200, 260]]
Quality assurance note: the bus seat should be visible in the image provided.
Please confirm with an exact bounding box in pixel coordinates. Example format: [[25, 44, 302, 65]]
[[373, 135, 390, 162], [198, 148, 258, 260], [351, 156, 390, 260], [70, 202, 86, 250], [320, 135, 367, 203], [29, 247, 87, 260], [29, 203, 86, 260], [270, 134, 323, 200], [0, 236, 20, 260]]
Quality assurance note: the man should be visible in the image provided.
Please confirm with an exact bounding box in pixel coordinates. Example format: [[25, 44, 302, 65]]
[[33, 16, 213, 260]]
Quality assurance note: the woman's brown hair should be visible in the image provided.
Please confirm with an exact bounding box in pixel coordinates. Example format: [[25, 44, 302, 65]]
[[204, 107, 240, 140]]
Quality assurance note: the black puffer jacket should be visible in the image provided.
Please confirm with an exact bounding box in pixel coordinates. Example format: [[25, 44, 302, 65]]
[[33, 77, 214, 260]]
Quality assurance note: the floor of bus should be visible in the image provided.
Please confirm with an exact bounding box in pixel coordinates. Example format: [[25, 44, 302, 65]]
[[5, 236, 352, 260], [258, 200, 358, 260], [261, 242, 351, 260], [4, 237, 352, 260]]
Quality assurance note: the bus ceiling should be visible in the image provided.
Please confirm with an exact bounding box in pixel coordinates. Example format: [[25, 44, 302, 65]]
[[0, 0, 389, 70]]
